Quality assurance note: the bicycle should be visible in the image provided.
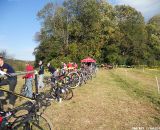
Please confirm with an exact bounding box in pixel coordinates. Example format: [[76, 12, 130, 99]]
[[0, 87, 53, 130], [44, 75, 73, 101], [0, 73, 53, 130]]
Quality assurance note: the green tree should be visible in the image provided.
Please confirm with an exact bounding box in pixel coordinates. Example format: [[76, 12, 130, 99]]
[[146, 15, 160, 66], [115, 5, 148, 65]]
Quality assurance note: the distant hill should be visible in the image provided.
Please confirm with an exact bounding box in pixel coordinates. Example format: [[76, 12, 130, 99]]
[[5, 59, 34, 71]]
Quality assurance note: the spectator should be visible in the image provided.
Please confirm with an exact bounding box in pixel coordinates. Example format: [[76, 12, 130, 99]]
[[68, 62, 73, 72], [74, 62, 78, 70], [47, 62, 57, 77], [22, 62, 34, 98], [0, 55, 17, 109], [38, 60, 44, 89], [63, 62, 67, 70], [60, 62, 67, 75]]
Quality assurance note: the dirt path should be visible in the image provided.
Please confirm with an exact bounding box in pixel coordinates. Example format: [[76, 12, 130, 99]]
[[44, 69, 160, 130]]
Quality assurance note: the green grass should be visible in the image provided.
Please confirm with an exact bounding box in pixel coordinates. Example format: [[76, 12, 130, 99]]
[[3, 68, 160, 129], [110, 69, 160, 110]]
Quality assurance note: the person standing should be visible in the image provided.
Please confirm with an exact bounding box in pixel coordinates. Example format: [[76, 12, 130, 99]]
[[74, 62, 78, 70], [60, 62, 67, 75], [68, 62, 73, 72], [47, 62, 57, 77], [0, 55, 17, 108], [22, 62, 34, 98], [38, 60, 44, 89]]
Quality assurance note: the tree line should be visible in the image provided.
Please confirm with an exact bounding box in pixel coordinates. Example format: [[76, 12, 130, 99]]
[[34, 0, 160, 67], [0, 50, 26, 71]]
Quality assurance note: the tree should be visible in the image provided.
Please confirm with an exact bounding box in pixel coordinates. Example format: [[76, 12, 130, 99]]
[[146, 15, 160, 66], [34, 0, 159, 67], [115, 5, 148, 65]]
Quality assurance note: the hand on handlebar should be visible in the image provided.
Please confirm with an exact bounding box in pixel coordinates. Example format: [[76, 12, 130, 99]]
[[0, 70, 7, 75], [0, 70, 12, 77]]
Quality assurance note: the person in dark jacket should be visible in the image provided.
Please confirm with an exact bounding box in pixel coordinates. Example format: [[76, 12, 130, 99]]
[[47, 62, 57, 84], [47, 62, 56, 76], [0, 55, 17, 108]]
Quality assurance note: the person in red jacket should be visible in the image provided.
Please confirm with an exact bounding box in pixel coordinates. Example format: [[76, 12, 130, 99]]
[[68, 62, 73, 72], [22, 62, 34, 98]]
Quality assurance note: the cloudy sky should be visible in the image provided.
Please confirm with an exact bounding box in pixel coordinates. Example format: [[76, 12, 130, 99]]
[[0, 0, 160, 61], [108, 0, 160, 21]]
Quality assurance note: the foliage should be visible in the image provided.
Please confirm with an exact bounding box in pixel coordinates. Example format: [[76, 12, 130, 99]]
[[146, 15, 160, 66], [34, 0, 160, 67]]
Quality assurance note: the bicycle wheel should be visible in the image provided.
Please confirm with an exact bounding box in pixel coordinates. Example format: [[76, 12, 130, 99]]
[[13, 114, 53, 130], [58, 86, 73, 100], [32, 114, 53, 130], [67, 72, 80, 89], [64, 88, 73, 100]]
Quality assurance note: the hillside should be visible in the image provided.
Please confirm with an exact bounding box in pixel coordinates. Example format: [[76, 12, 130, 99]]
[[5, 59, 34, 71]]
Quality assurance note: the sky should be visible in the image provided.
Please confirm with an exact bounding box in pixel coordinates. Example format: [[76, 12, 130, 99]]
[[108, 0, 160, 21], [0, 0, 160, 61], [0, 0, 63, 61]]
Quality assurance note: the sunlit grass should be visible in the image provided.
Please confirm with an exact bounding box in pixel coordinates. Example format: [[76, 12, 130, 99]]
[[1, 68, 160, 129]]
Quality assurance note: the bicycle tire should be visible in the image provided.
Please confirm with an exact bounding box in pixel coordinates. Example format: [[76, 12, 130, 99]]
[[67, 72, 80, 89], [12, 114, 53, 130], [65, 88, 73, 100]]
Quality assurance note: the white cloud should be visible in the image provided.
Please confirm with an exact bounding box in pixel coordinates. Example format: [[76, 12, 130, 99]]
[[109, 0, 160, 21]]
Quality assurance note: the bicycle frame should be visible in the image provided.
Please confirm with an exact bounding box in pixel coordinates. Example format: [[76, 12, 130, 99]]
[[0, 87, 34, 102]]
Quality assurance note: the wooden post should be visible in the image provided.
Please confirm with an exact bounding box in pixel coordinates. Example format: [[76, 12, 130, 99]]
[[155, 76, 160, 94]]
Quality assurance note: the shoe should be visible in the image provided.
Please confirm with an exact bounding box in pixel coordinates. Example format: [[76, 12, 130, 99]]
[[57, 98, 62, 103], [46, 98, 54, 101]]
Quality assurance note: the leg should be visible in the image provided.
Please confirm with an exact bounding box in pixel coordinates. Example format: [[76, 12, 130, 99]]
[[38, 74, 44, 88], [55, 87, 61, 102], [0, 79, 8, 98], [25, 78, 33, 98], [8, 78, 17, 105]]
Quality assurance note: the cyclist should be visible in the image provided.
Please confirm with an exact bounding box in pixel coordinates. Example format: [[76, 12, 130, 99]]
[[0, 55, 17, 109], [47, 63, 61, 102], [22, 62, 34, 98]]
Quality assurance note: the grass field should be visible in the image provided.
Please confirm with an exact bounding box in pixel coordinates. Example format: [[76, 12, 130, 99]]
[[10, 68, 160, 129]]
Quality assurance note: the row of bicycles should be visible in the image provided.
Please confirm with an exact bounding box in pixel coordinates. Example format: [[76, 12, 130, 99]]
[[0, 66, 97, 130], [43, 66, 97, 102]]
